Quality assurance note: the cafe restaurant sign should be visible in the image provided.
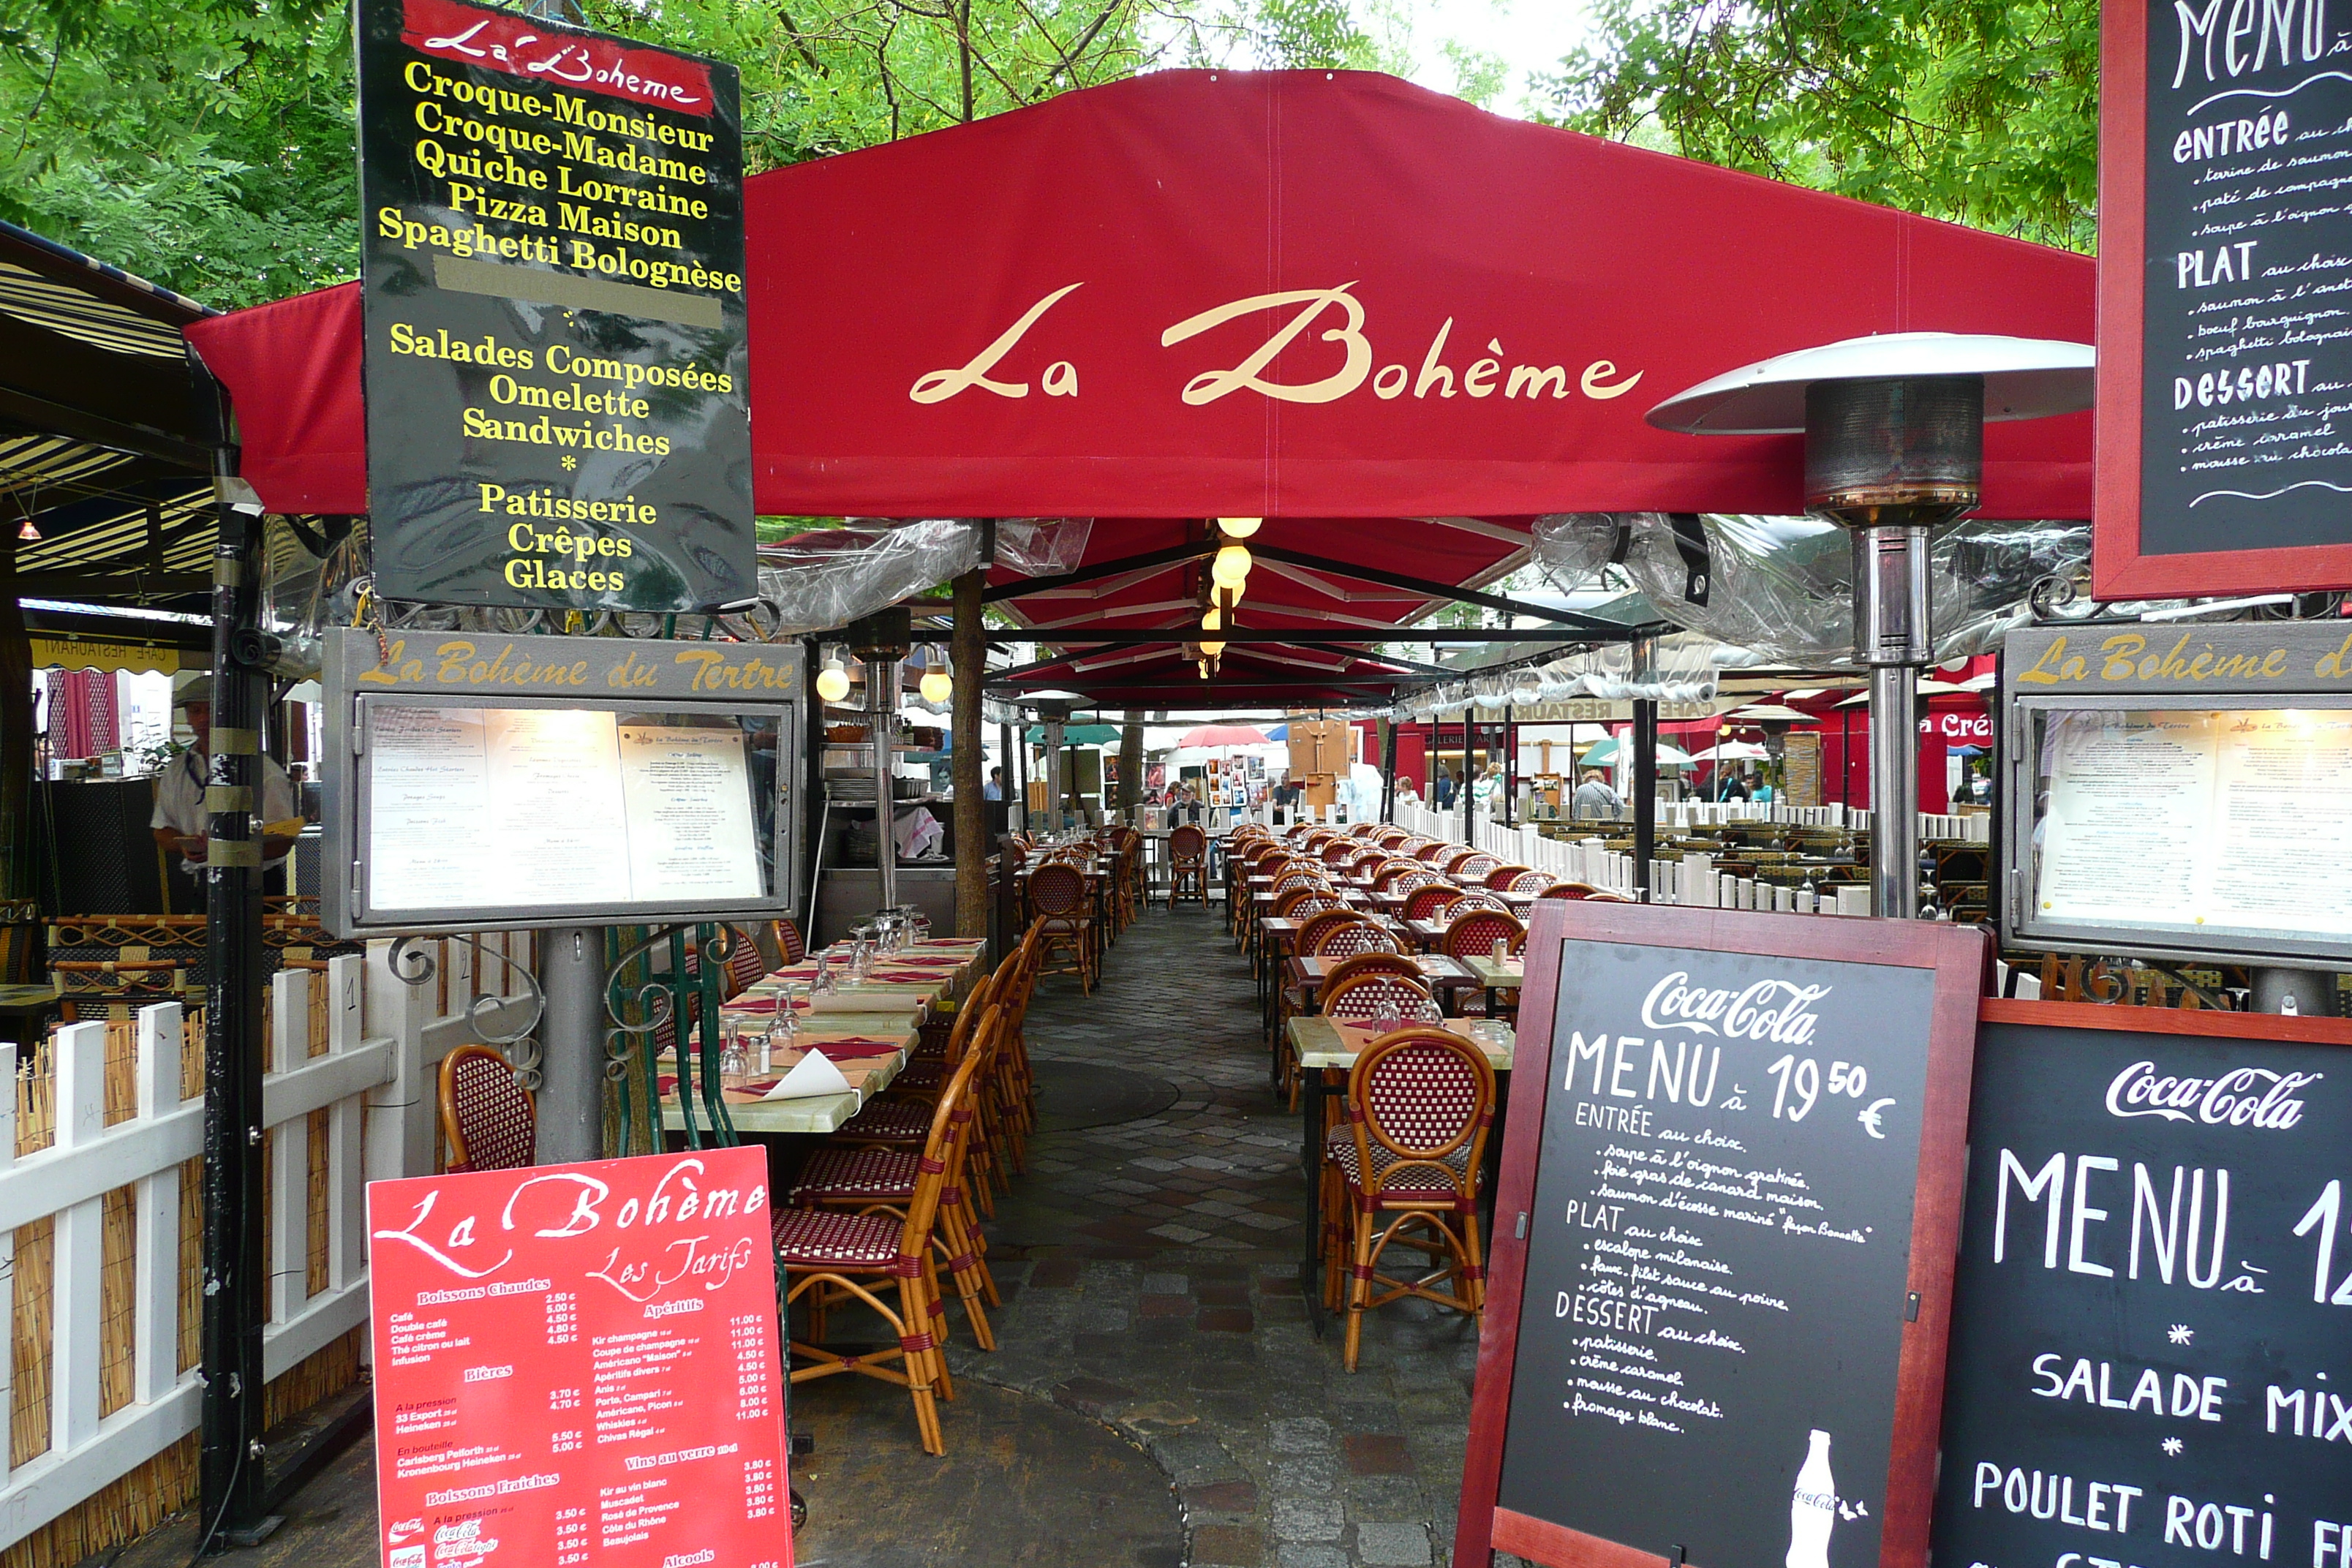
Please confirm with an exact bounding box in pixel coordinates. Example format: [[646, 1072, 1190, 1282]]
[[355, 0, 753, 611]]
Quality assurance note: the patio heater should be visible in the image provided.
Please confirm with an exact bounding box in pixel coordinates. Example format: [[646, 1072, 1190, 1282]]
[[847, 608, 913, 908], [1647, 333, 2092, 916]]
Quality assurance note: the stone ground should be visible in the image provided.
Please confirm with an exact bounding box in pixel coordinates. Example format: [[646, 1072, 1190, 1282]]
[[938, 901, 1493, 1568]]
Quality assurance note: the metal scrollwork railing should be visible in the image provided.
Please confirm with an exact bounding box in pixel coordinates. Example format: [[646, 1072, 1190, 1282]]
[[387, 933, 548, 1085], [602, 921, 742, 1155]]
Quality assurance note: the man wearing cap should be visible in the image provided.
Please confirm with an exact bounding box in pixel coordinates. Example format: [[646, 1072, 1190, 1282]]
[[151, 675, 301, 893]]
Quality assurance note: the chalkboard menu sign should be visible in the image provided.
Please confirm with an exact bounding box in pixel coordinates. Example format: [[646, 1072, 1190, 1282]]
[[355, 0, 754, 611], [1458, 902, 1984, 1568], [2093, 0, 2352, 595], [1934, 1000, 2352, 1568]]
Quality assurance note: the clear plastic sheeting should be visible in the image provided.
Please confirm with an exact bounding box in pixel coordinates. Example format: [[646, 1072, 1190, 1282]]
[[1391, 632, 1722, 719], [1531, 512, 2092, 664], [257, 513, 369, 678], [758, 519, 979, 636], [994, 516, 1090, 577], [756, 516, 1093, 636]]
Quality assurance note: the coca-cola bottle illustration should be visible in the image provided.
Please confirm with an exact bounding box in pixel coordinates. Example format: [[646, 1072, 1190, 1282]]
[[1786, 1429, 1836, 1568]]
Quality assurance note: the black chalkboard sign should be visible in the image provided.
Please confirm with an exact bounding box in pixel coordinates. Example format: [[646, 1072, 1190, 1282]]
[[355, 0, 754, 611], [2092, 0, 2352, 595], [1933, 1000, 2352, 1568], [1458, 902, 1985, 1568]]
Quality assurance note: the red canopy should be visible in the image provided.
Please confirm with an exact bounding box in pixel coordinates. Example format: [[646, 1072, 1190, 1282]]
[[186, 69, 2093, 522]]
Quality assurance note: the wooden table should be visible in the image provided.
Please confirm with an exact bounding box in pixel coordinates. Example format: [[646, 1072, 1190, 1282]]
[[1288, 1014, 1514, 1334], [659, 1016, 921, 1136], [1462, 954, 1523, 1016]]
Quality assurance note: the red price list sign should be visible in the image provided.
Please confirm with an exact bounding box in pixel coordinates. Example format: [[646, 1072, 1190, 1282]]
[[367, 1146, 791, 1568]]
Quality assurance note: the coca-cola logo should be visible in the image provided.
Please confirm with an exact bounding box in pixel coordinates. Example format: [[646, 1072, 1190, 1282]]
[[2104, 1059, 2321, 1131], [1641, 971, 1830, 1047]]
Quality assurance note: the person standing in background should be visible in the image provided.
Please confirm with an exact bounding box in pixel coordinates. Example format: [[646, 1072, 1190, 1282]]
[[1572, 767, 1620, 820], [151, 675, 299, 894]]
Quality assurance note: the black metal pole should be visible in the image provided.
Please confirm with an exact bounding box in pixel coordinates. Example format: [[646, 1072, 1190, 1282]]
[[196, 369, 275, 1550], [1633, 698, 1659, 903], [1379, 717, 1398, 823]]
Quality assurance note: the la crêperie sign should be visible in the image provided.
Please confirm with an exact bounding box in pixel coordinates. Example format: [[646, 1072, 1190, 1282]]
[[355, 0, 754, 613]]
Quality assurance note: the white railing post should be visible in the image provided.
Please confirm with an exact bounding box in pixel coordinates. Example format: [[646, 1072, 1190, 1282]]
[[132, 1004, 184, 1409], [270, 970, 310, 1324], [50, 1021, 107, 1458], [325, 955, 368, 1299], [366, 939, 431, 1185]]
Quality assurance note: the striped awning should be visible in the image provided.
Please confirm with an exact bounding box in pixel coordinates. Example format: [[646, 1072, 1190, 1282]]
[[1, 219, 219, 612]]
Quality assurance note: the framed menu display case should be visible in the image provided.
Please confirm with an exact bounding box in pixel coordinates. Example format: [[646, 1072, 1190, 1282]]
[[323, 629, 803, 937], [1999, 622, 2352, 966]]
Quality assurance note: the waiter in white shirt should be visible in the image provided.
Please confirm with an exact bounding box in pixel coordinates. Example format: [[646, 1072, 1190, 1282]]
[[150, 675, 301, 894]]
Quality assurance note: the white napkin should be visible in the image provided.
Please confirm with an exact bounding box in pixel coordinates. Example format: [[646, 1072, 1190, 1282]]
[[761, 1050, 854, 1100]]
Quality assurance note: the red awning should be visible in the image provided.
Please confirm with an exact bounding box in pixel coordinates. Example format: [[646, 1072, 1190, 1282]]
[[185, 69, 2094, 524]]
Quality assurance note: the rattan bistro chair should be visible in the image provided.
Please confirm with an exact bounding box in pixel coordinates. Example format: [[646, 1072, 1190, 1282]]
[[1482, 864, 1535, 892], [439, 1045, 533, 1172], [793, 1006, 1008, 1352], [773, 1045, 985, 1456], [1401, 883, 1466, 924], [1329, 1025, 1495, 1371], [1028, 861, 1096, 993], [1169, 823, 1210, 911]]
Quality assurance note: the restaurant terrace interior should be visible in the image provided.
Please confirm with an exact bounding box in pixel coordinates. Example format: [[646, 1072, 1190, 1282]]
[[0, 64, 2174, 1568]]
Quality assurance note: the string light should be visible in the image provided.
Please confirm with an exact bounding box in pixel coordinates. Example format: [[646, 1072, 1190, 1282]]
[[918, 645, 952, 704], [16, 519, 39, 542], [815, 646, 851, 704], [1210, 544, 1251, 588], [1216, 516, 1262, 539]]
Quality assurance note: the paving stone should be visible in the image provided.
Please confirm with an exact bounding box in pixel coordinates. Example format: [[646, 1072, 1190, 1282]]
[[1189, 1524, 1265, 1565], [1185, 1480, 1260, 1515], [1343, 1434, 1416, 1475], [1353, 1523, 1434, 1566], [1277, 1548, 1350, 1568], [1270, 1496, 1348, 1542], [1141, 1272, 1190, 1294], [1267, 1417, 1335, 1454]]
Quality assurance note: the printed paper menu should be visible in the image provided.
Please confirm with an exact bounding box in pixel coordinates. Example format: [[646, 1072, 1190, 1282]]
[[2034, 709, 2352, 938], [368, 1148, 791, 1568], [366, 705, 764, 914]]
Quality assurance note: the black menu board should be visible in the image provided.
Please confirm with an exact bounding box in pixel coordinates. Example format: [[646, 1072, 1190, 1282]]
[[1934, 1001, 2352, 1568], [1458, 903, 1983, 1568], [355, 0, 753, 611], [2137, 0, 2352, 559], [2096, 0, 2352, 595]]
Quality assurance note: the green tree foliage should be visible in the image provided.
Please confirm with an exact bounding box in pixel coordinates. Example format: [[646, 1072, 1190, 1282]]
[[0, 0, 1386, 309], [1538, 0, 2099, 251]]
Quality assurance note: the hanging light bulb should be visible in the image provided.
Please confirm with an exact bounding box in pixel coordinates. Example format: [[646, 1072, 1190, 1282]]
[[815, 646, 851, 704], [16, 518, 39, 542], [918, 645, 952, 704], [1210, 544, 1251, 588], [1201, 606, 1221, 632], [1199, 636, 1226, 656], [1198, 660, 1210, 679], [1217, 516, 1262, 540]]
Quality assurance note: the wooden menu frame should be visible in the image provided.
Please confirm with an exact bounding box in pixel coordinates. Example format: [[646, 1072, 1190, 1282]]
[[2091, 0, 2352, 596], [1455, 900, 1986, 1568]]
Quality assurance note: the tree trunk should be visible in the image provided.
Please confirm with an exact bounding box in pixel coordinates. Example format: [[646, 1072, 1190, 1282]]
[[1117, 714, 1142, 818], [950, 567, 988, 938]]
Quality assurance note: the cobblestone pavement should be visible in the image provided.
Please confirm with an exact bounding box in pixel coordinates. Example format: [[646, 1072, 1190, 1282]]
[[949, 904, 1493, 1568]]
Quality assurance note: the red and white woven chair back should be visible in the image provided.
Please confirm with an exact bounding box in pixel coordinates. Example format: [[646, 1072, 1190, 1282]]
[[774, 918, 808, 963], [1443, 908, 1524, 958], [1030, 863, 1088, 916], [1402, 885, 1465, 923], [1323, 951, 1422, 988], [443, 1047, 534, 1172], [1169, 825, 1207, 860], [1510, 872, 1555, 894], [1414, 843, 1450, 862], [1442, 849, 1483, 875], [1456, 855, 1500, 881], [1357, 1030, 1489, 1164], [1280, 893, 1344, 919], [1483, 864, 1533, 891], [1323, 974, 1441, 1026], [1321, 842, 1355, 866], [724, 929, 769, 998], [1311, 921, 1402, 958], [1294, 910, 1366, 955], [1452, 889, 1512, 914]]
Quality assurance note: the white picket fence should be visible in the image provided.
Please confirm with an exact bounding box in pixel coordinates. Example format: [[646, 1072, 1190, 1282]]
[[0, 935, 533, 1550]]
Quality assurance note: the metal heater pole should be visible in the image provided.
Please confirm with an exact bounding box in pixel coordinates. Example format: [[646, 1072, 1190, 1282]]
[[1633, 698, 1659, 902], [1856, 524, 1931, 918], [537, 925, 603, 1161], [873, 657, 899, 909]]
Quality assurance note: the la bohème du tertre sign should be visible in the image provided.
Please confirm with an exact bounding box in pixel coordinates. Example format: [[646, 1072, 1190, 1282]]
[[356, 0, 753, 611]]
